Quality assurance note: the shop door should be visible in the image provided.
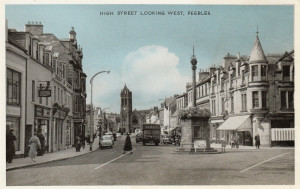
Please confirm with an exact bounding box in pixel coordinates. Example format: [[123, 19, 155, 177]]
[[24, 125, 32, 157]]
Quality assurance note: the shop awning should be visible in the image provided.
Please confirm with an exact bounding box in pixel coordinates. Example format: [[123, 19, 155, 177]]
[[216, 115, 251, 131]]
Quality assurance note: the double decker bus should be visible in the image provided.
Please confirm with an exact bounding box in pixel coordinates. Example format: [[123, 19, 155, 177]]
[[142, 123, 160, 146]]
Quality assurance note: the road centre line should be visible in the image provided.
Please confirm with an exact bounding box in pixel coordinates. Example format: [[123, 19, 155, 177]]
[[94, 148, 136, 170], [240, 152, 290, 173]]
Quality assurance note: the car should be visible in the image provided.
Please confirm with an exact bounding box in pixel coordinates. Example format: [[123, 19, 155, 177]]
[[116, 133, 122, 138], [99, 135, 114, 149], [162, 135, 173, 144], [135, 132, 143, 143], [104, 132, 114, 142]]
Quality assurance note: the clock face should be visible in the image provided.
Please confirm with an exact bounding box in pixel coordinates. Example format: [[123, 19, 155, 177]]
[[123, 107, 126, 111]]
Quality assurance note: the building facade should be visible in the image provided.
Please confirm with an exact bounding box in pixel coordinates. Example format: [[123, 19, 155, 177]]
[[120, 85, 132, 133], [6, 21, 87, 157]]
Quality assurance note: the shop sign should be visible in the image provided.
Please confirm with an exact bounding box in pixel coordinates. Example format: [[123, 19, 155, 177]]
[[194, 140, 206, 149], [39, 90, 51, 97], [35, 106, 43, 117]]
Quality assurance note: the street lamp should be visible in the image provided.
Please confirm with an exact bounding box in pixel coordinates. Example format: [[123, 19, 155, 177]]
[[90, 70, 110, 151]]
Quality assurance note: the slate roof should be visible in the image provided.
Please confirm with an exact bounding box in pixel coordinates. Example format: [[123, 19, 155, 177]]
[[249, 36, 268, 63]]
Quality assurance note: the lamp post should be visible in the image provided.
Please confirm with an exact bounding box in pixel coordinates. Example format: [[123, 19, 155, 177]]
[[90, 70, 110, 151]]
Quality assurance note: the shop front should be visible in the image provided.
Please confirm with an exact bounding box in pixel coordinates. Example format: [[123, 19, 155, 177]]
[[73, 118, 85, 145], [209, 118, 224, 144], [34, 105, 51, 153], [216, 115, 253, 146], [52, 104, 69, 151]]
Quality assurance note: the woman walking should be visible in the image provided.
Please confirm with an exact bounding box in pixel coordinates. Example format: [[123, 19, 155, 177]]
[[29, 132, 41, 162], [123, 133, 133, 154]]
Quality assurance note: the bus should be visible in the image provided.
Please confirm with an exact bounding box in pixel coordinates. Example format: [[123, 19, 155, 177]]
[[142, 123, 160, 146]]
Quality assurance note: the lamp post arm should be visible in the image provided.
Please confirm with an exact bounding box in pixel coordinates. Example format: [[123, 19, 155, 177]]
[[90, 71, 110, 84]]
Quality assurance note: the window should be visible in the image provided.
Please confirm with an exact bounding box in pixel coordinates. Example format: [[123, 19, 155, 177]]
[[241, 70, 245, 84], [61, 89, 63, 104], [58, 87, 60, 103], [205, 84, 207, 96], [45, 53, 49, 66], [288, 91, 294, 109], [262, 91, 267, 108], [261, 65, 266, 76], [221, 97, 225, 114], [32, 80, 35, 102], [36, 44, 39, 61], [202, 86, 204, 97], [241, 94, 247, 111], [54, 86, 56, 102], [231, 96, 234, 113], [221, 82, 224, 91], [252, 65, 258, 81], [283, 66, 290, 81], [7, 68, 21, 105], [281, 91, 294, 110], [230, 74, 234, 88], [252, 91, 259, 108]]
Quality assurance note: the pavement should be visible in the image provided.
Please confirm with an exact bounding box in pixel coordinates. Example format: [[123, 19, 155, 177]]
[[6, 138, 100, 171], [210, 143, 295, 150]]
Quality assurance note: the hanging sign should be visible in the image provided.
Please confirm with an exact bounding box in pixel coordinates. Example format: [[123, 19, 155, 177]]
[[39, 90, 51, 97]]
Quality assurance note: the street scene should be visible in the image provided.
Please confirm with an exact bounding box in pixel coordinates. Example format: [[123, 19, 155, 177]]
[[4, 4, 295, 186]]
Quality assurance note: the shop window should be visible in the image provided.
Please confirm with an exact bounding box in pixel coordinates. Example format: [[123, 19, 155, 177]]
[[7, 68, 21, 105], [252, 65, 259, 81], [252, 91, 259, 108], [6, 117, 20, 151]]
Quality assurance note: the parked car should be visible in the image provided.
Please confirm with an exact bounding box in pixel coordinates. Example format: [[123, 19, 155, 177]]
[[162, 135, 173, 144], [116, 133, 122, 138], [99, 135, 114, 149], [136, 132, 143, 143]]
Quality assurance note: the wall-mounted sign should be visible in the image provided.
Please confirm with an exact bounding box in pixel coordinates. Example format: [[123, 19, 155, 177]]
[[39, 90, 51, 97], [35, 106, 43, 117]]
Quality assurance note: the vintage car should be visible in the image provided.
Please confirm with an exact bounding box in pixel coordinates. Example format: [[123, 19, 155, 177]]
[[99, 135, 114, 149]]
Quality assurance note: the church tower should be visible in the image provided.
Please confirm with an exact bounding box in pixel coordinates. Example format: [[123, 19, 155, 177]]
[[120, 84, 132, 133]]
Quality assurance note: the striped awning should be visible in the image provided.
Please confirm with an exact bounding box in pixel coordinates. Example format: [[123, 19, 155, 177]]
[[271, 128, 294, 141]]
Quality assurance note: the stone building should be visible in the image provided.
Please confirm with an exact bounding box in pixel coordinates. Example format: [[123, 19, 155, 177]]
[[211, 34, 294, 147], [6, 21, 87, 156]]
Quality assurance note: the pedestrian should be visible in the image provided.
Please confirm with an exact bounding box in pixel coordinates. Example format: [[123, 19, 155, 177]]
[[37, 129, 45, 156], [6, 129, 17, 163], [29, 131, 41, 162], [255, 134, 260, 149], [230, 134, 235, 148], [234, 133, 240, 148], [80, 135, 85, 149], [123, 133, 133, 154], [75, 136, 81, 152]]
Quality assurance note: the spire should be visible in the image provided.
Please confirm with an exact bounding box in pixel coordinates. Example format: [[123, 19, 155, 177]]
[[249, 29, 268, 64]]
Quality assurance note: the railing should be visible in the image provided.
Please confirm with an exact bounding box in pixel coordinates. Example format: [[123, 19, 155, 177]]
[[271, 128, 294, 141]]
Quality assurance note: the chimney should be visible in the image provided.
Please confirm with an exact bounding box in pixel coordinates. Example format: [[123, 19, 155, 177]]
[[25, 21, 43, 35]]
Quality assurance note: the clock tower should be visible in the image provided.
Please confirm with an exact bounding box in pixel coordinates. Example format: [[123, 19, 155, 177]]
[[120, 84, 132, 133]]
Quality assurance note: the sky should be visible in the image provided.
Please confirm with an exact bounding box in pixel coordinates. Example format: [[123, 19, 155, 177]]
[[5, 5, 294, 113]]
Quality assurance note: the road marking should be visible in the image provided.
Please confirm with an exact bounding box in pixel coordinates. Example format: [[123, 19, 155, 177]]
[[240, 152, 290, 173], [94, 148, 136, 170]]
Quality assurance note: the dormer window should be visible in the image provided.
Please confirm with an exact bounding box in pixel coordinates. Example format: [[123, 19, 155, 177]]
[[283, 66, 290, 81]]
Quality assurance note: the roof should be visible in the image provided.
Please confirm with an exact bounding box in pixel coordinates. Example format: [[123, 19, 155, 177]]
[[249, 36, 268, 64]]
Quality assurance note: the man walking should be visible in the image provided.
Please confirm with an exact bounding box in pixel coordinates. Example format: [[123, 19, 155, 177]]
[[234, 133, 240, 148], [255, 134, 260, 149]]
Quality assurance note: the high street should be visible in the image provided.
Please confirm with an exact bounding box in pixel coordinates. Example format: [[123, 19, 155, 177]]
[[7, 135, 294, 185]]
